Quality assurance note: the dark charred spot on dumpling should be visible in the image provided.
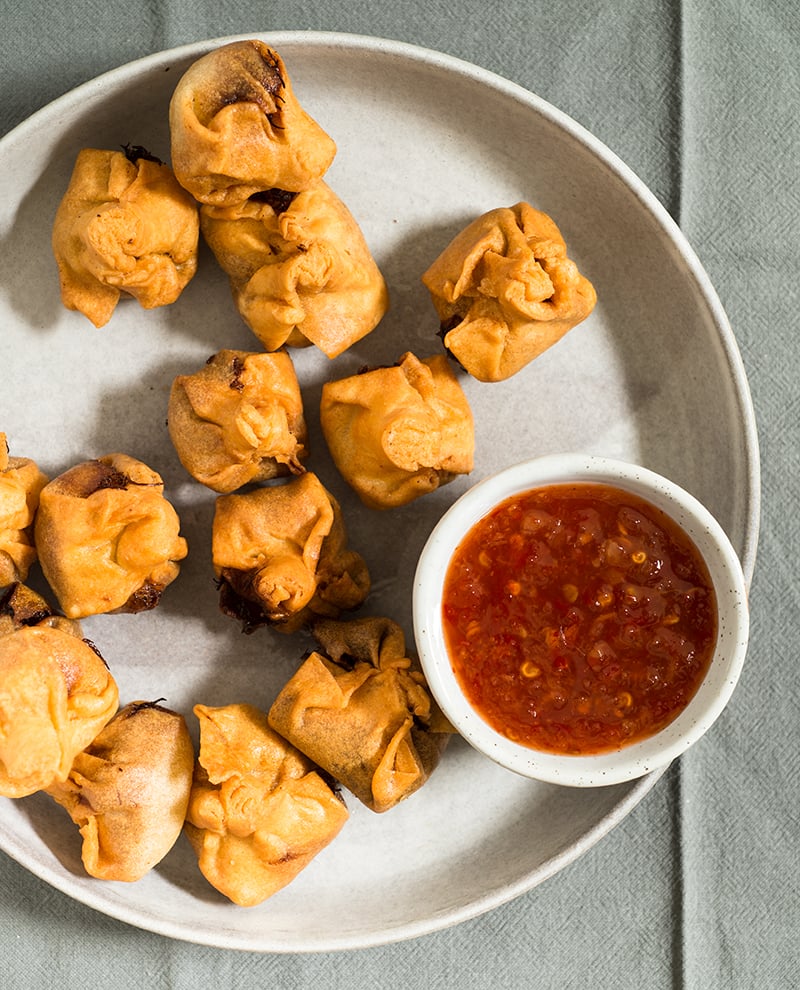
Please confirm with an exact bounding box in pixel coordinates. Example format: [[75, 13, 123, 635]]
[[0, 583, 53, 627], [411, 710, 434, 733], [121, 581, 164, 613], [94, 469, 132, 492], [356, 362, 395, 375], [249, 188, 297, 213], [316, 767, 347, 802], [255, 47, 286, 96], [328, 650, 359, 672], [438, 315, 463, 340], [216, 46, 285, 116], [122, 699, 170, 718], [229, 356, 246, 391], [266, 103, 286, 130], [121, 143, 164, 166], [217, 576, 272, 634], [257, 49, 287, 128], [82, 638, 111, 668], [52, 460, 132, 499], [437, 318, 469, 372], [220, 82, 262, 109], [16, 605, 51, 627]]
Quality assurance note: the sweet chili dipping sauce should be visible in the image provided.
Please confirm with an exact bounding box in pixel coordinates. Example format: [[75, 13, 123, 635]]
[[441, 484, 718, 755]]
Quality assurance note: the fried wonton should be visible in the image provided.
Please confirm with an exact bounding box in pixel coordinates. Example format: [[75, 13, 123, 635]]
[[320, 352, 474, 510], [168, 349, 308, 494], [0, 582, 83, 640], [200, 181, 389, 357], [52, 146, 199, 328], [268, 617, 453, 813], [422, 202, 597, 382], [169, 40, 337, 206], [212, 472, 370, 634], [0, 434, 48, 587], [35, 453, 188, 619], [185, 703, 348, 907], [47, 700, 195, 882], [0, 624, 118, 798]]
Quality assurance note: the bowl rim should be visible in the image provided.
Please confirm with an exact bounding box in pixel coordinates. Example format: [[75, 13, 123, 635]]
[[412, 453, 750, 787]]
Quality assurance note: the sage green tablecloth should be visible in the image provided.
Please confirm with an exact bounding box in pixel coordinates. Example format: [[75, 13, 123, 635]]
[[1, 2, 795, 987]]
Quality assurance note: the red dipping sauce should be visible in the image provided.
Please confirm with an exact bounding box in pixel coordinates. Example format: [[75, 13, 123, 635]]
[[441, 483, 718, 755]]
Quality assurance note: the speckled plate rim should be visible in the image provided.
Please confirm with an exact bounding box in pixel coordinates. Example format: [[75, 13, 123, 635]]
[[3, 33, 761, 593], [0, 31, 760, 952]]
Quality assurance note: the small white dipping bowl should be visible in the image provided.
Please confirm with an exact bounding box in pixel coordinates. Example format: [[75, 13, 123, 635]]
[[412, 454, 750, 787]]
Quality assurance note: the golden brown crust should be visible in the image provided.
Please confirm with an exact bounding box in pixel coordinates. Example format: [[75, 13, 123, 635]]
[[169, 40, 337, 205], [0, 625, 119, 798], [268, 617, 453, 813], [46, 701, 195, 882], [320, 352, 474, 509], [201, 181, 389, 357], [0, 582, 83, 639], [168, 349, 308, 493], [51, 148, 199, 328], [0, 433, 48, 586], [34, 453, 188, 619], [212, 472, 369, 634], [184, 703, 348, 907], [422, 202, 597, 382]]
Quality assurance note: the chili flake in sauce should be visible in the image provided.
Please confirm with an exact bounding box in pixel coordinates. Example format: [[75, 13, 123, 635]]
[[441, 483, 717, 755]]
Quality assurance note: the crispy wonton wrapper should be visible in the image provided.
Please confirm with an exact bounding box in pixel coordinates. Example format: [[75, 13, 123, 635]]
[[169, 40, 337, 205], [201, 181, 389, 358], [0, 623, 118, 798], [422, 202, 597, 382], [52, 147, 199, 328], [0, 582, 83, 640], [268, 617, 453, 813], [212, 472, 370, 634], [0, 434, 48, 587], [168, 349, 308, 493], [35, 453, 188, 619], [185, 703, 348, 907], [47, 701, 195, 882], [320, 352, 474, 510]]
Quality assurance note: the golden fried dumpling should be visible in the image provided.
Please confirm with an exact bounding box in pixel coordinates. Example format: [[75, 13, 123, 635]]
[[168, 349, 308, 494], [0, 581, 83, 640], [320, 352, 474, 510], [422, 202, 597, 382], [52, 146, 199, 328], [200, 182, 389, 358], [47, 701, 195, 882], [0, 624, 118, 798], [269, 617, 453, 813], [0, 434, 48, 587], [169, 40, 337, 205], [184, 703, 349, 907], [212, 472, 370, 634], [35, 453, 188, 619]]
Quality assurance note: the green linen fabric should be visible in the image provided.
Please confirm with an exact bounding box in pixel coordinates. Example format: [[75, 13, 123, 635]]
[[0, 1, 796, 987]]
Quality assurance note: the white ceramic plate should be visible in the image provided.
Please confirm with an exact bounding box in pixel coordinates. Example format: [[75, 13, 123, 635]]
[[0, 33, 759, 952]]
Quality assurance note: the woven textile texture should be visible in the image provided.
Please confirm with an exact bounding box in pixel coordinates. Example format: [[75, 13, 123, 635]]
[[1, 1, 797, 987]]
